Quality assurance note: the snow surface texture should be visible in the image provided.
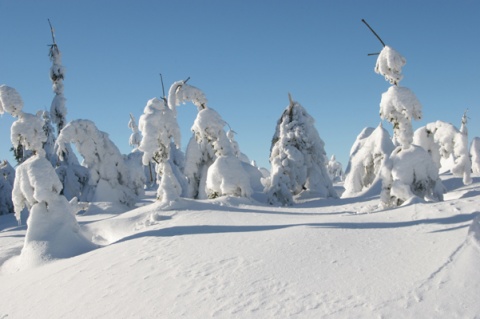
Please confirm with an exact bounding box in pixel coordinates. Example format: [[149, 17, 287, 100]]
[[1, 174, 479, 318], [343, 124, 394, 196], [11, 153, 95, 269], [266, 95, 337, 205], [375, 45, 406, 85], [56, 119, 139, 206]]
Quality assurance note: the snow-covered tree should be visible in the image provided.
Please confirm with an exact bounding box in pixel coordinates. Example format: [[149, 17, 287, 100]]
[[48, 22, 67, 133], [327, 155, 343, 182], [265, 94, 337, 206], [470, 137, 480, 174], [373, 46, 443, 207], [128, 113, 142, 149], [138, 97, 185, 202], [414, 119, 471, 184], [343, 124, 394, 196], [56, 119, 139, 206], [0, 160, 15, 215], [38, 110, 58, 167]]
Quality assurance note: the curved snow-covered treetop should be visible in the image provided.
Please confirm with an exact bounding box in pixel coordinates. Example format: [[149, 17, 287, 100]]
[[168, 80, 208, 112], [11, 113, 46, 155], [375, 45, 406, 85], [0, 85, 24, 117]]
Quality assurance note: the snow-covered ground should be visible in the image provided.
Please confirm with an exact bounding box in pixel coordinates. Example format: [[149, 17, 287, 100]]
[[1, 174, 479, 318]]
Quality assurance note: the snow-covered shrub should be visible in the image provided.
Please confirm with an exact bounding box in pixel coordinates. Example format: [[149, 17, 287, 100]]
[[0, 160, 15, 215], [414, 120, 471, 184], [265, 94, 337, 206], [56, 119, 138, 206], [138, 97, 186, 202], [380, 145, 444, 207], [470, 137, 480, 174], [343, 124, 394, 196], [13, 153, 95, 267], [186, 107, 252, 199]]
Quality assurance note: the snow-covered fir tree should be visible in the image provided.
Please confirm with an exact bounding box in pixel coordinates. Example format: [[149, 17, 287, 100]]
[[343, 124, 394, 196], [128, 113, 142, 150], [414, 119, 471, 185], [138, 97, 186, 202], [0, 160, 15, 215], [470, 137, 480, 174], [56, 119, 140, 206], [265, 94, 337, 206], [327, 155, 343, 182], [48, 29, 67, 133], [374, 46, 443, 207], [38, 110, 58, 167]]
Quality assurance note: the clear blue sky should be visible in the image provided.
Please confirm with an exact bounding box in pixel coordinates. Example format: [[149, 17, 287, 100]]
[[1, 0, 479, 169]]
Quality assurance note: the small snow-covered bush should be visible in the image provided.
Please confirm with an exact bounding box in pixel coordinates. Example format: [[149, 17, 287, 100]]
[[343, 124, 394, 196], [380, 145, 444, 207], [206, 155, 252, 199]]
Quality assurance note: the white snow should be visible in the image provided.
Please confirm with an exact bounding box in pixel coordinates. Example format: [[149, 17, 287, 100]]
[[0, 85, 24, 117], [1, 174, 480, 318], [375, 45, 406, 85]]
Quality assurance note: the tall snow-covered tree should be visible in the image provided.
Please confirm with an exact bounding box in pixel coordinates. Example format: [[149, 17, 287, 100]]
[[374, 45, 443, 207], [265, 94, 337, 206], [327, 155, 343, 183], [343, 124, 394, 196], [138, 97, 185, 202], [56, 119, 140, 206], [470, 137, 480, 174]]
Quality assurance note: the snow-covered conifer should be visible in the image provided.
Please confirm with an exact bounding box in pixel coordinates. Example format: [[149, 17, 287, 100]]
[[414, 120, 471, 184], [138, 97, 185, 202], [38, 110, 58, 167], [0, 160, 15, 215], [48, 23, 67, 133], [470, 137, 480, 174], [265, 94, 337, 206], [56, 119, 138, 205], [343, 124, 394, 196], [373, 45, 443, 206], [327, 155, 343, 182], [128, 113, 142, 149]]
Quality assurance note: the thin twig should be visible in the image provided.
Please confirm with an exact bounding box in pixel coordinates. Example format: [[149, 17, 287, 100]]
[[361, 19, 386, 47], [48, 18, 56, 45], [183, 76, 190, 84], [159, 73, 166, 98]]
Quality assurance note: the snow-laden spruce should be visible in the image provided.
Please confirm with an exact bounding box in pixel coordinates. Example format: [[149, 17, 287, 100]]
[[265, 94, 337, 206], [327, 155, 343, 182], [138, 97, 186, 202], [56, 119, 140, 206], [187, 107, 252, 199], [49, 41, 67, 132], [414, 120, 471, 185], [168, 79, 207, 113], [128, 113, 142, 149], [343, 124, 394, 196], [374, 45, 443, 207], [0, 160, 15, 215], [470, 137, 480, 174]]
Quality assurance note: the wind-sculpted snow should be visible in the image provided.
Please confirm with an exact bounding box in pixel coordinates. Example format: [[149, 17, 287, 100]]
[[1, 175, 479, 318]]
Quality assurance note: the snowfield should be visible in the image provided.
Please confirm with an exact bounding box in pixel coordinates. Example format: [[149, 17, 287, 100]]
[[1, 174, 480, 318]]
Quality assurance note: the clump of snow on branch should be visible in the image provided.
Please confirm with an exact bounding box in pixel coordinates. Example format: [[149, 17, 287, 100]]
[[56, 119, 138, 206], [380, 146, 444, 207], [343, 124, 394, 196], [380, 86, 422, 148], [375, 46, 406, 85], [11, 113, 46, 156], [0, 85, 24, 117], [168, 80, 208, 112], [138, 97, 185, 202], [265, 95, 337, 206]]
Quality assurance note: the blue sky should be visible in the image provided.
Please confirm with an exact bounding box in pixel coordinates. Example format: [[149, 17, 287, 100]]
[[1, 1, 479, 169]]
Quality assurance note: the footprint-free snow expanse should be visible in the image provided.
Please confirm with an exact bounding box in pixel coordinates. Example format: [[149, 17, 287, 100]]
[[1, 174, 479, 318]]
